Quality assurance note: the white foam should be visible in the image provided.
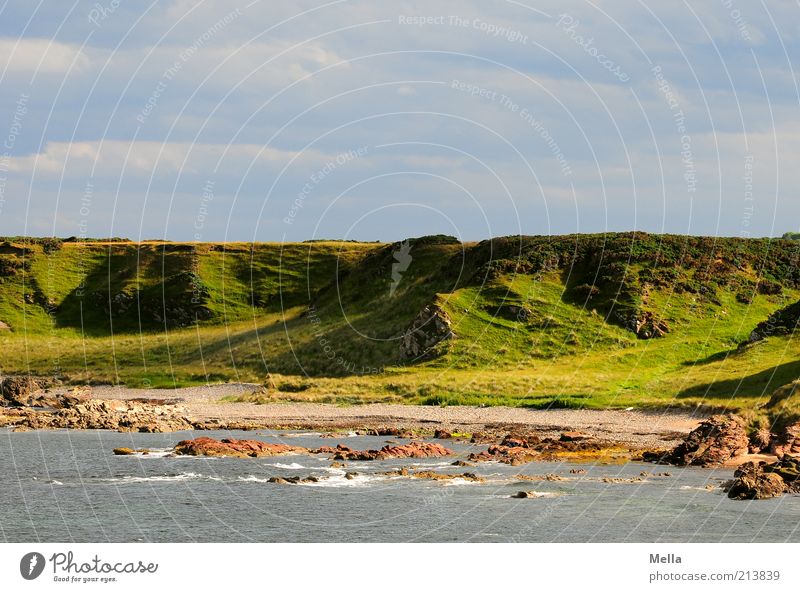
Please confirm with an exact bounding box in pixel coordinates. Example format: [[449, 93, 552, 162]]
[[126, 449, 173, 458], [678, 485, 717, 492], [442, 478, 484, 486], [48, 480, 64, 485], [512, 491, 560, 498], [302, 473, 381, 488], [101, 472, 204, 484], [238, 475, 272, 483], [269, 462, 306, 470]]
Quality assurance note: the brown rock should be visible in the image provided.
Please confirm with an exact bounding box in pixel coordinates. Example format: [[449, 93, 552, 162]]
[[645, 414, 748, 467], [331, 441, 453, 461], [516, 474, 567, 482], [500, 433, 541, 448], [113, 447, 136, 455], [356, 427, 414, 438], [399, 303, 455, 360], [173, 437, 307, 458], [1, 394, 194, 433], [769, 422, 800, 459], [511, 491, 553, 499], [763, 456, 800, 491], [0, 376, 43, 406], [382, 469, 484, 482], [749, 428, 772, 454], [725, 461, 787, 500], [469, 444, 540, 465]]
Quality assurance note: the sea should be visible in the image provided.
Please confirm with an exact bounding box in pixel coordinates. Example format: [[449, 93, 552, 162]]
[[2, 429, 799, 543]]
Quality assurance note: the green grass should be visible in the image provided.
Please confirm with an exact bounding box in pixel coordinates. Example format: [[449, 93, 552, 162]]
[[2, 233, 800, 422]]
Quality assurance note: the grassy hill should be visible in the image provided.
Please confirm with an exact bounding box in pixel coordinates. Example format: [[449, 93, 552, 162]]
[[2, 233, 800, 417]]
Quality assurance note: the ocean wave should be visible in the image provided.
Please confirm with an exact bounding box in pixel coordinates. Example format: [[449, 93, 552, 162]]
[[238, 475, 272, 483], [678, 485, 718, 492], [509, 491, 561, 498], [269, 462, 306, 470], [302, 473, 382, 488], [126, 448, 173, 458], [99, 472, 205, 484], [442, 478, 485, 486]]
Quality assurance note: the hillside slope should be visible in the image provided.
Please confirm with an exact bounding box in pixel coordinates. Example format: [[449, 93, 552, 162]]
[[2, 233, 800, 412]]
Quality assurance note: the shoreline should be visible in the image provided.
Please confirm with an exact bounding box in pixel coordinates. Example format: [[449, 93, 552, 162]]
[[45, 383, 703, 450]]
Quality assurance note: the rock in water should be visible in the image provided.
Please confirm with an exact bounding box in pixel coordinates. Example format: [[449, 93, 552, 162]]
[[644, 414, 748, 467], [326, 441, 453, 461], [725, 462, 787, 500], [763, 456, 800, 492], [173, 437, 307, 458]]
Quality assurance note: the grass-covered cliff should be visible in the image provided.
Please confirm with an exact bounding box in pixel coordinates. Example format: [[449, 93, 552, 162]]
[[2, 233, 800, 414]]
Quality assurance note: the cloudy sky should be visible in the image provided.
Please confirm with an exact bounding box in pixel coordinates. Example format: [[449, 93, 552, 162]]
[[1, 0, 798, 242]]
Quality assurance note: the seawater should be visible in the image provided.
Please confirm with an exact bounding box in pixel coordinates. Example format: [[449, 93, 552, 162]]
[[2, 429, 799, 542]]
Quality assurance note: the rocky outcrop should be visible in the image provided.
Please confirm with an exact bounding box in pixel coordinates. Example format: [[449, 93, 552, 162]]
[[323, 441, 453, 461], [268, 476, 320, 484], [470, 444, 540, 466], [768, 422, 800, 458], [627, 311, 669, 339], [763, 456, 800, 491], [399, 304, 454, 361], [1, 393, 193, 432], [749, 428, 773, 454], [469, 431, 612, 465], [173, 437, 307, 458], [354, 426, 415, 438], [0, 376, 45, 406], [724, 461, 788, 500], [382, 468, 484, 482], [643, 414, 748, 467]]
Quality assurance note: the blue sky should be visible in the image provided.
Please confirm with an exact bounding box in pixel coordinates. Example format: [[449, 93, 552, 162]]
[[0, 0, 798, 242]]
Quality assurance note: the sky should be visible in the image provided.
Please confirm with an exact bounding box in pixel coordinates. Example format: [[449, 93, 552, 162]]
[[0, 0, 798, 242]]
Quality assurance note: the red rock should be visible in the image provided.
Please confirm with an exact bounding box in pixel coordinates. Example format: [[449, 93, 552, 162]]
[[173, 437, 307, 458], [646, 414, 749, 467], [469, 445, 540, 465], [769, 422, 800, 458], [313, 444, 353, 455], [330, 441, 453, 461], [500, 433, 542, 448]]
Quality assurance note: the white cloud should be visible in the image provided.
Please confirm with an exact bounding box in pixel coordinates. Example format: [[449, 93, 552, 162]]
[[8, 140, 346, 178], [0, 38, 90, 74]]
